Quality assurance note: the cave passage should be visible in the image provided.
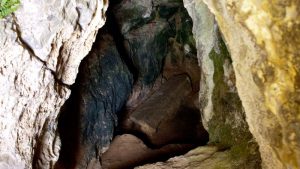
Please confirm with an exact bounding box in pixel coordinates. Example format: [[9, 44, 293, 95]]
[[55, 0, 209, 169]]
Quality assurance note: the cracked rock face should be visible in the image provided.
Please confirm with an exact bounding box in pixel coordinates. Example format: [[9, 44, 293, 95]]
[[0, 0, 108, 168]]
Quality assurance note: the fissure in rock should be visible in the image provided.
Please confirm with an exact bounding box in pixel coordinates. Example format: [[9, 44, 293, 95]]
[[55, 0, 260, 169]]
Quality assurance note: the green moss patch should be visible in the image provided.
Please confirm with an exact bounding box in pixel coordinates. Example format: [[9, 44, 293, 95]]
[[207, 37, 261, 168], [0, 0, 19, 19]]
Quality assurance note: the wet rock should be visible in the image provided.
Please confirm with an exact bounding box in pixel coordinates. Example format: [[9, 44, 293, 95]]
[[101, 134, 197, 169], [56, 33, 133, 169], [123, 75, 208, 146]]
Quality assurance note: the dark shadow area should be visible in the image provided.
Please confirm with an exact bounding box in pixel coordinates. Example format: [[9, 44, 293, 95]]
[[55, 0, 206, 168], [105, 3, 139, 82], [55, 89, 81, 169]]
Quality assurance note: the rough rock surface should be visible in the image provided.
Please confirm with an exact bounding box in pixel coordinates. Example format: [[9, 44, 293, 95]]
[[195, 0, 300, 168], [182, 0, 261, 168], [0, 0, 108, 168], [135, 146, 234, 169], [56, 32, 133, 169], [113, 0, 198, 86]]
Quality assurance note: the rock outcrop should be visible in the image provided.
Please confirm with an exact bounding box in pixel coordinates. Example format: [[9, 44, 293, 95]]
[[0, 0, 108, 168], [182, 0, 261, 168], [184, 0, 300, 168]]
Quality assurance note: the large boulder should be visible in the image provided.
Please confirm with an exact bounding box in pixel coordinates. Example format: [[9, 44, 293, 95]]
[[0, 0, 108, 168]]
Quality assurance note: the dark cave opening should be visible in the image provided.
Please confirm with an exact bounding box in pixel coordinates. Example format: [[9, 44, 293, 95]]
[[55, 0, 209, 169]]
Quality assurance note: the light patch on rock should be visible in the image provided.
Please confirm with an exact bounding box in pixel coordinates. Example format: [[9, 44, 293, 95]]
[[183, 0, 217, 130], [0, 0, 108, 168]]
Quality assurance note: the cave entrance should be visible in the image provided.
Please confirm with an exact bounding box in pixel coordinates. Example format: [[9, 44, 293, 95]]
[[55, 0, 209, 168]]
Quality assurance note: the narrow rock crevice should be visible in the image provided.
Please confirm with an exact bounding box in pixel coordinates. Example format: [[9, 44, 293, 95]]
[[12, 14, 72, 90], [55, 0, 209, 168]]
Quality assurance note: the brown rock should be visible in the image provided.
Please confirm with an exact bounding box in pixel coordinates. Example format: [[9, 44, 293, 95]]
[[122, 75, 208, 146], [101, 134, 197, 169]]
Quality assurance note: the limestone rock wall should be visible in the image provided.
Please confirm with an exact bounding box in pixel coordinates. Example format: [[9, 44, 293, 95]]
[[189, 0, 300, 168], [0, 0, 108, 168], [183, 0, 260, 168]]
